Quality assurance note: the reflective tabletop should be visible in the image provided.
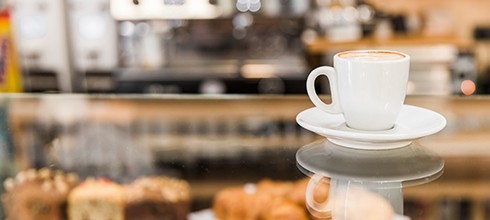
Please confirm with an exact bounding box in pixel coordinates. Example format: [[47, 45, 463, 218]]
[[1, 94, 490, 219]]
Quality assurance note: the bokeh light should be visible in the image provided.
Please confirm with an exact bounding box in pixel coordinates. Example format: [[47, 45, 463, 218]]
[[461, 80, 476, 95]]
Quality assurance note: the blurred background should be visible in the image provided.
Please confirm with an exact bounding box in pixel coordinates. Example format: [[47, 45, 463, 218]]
[[0, 0, 489, 95], [2, 1, 490, 219]]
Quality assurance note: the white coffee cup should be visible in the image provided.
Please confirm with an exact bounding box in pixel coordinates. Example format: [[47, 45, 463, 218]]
[[306, 50, 410, 131]]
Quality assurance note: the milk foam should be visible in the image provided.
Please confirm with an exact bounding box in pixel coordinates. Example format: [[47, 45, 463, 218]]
[[339, 51, 404, 61]]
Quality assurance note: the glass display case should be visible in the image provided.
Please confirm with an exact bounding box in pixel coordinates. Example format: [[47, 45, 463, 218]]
[[1, 94, 490, 219]]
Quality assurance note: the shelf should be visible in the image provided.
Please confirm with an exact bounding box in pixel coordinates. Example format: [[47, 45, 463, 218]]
[[305, 35, 471, 54]]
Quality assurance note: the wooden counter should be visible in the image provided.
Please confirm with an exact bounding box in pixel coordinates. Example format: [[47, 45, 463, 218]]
[[305, 35, 471, 54]]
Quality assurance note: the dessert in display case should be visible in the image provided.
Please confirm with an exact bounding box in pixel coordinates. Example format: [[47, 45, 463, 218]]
[[2, 168, 79, 220], [1, 95, 321, 220], [1, 94, 490, 219]]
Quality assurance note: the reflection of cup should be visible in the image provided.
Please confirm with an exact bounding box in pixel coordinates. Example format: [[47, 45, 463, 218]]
[[306, 174, 403, 220], [306, 50, 409, 131]]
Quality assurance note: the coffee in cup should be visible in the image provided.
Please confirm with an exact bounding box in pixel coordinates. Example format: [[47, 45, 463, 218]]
[[306, 50, 410, 131]]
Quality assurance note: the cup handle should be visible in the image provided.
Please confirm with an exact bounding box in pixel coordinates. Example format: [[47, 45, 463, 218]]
[[306, 174, 332, 219], [306, 66, 341, 114]]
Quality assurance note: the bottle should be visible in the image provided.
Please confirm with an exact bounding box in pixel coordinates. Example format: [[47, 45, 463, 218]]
[[0, 8, 22, 93]]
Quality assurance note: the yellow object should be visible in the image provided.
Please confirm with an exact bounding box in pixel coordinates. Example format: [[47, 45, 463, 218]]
[[0, 10, 22, 93]]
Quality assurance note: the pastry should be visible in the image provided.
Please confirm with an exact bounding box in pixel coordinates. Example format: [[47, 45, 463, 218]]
[[68, 178, 125, 220], [124, 176, 191, 220], [213, 182, 309, 220], [2, 168, 79, 220], [213, 178, 330, 220]]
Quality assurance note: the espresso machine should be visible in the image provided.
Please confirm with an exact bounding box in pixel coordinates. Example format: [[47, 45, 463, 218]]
[[67, 0, 118, 92], [111, 0, 312, 94], [9, 0, 73, 92]]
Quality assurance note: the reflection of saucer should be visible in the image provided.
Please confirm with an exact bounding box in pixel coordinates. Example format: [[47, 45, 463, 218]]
[[296, 105, 447, 150], [296, 140, 444, 185]]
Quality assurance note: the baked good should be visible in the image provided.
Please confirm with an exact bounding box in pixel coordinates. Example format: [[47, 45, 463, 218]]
[[124, 176, 191, 220], [213, 185, 309, 220], [265, 197, 310, 220], [68, 178, 126, 220], [256, 178, 329, 209], [2, 168, 79, 220], [213, 186, 258, 219], [256, 179, 295, 197], [213, 178, 330, 220], [213, 182, 309, 220]]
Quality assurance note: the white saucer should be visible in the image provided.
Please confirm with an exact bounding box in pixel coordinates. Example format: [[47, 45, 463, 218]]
[[296, 105, 447, 150]]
